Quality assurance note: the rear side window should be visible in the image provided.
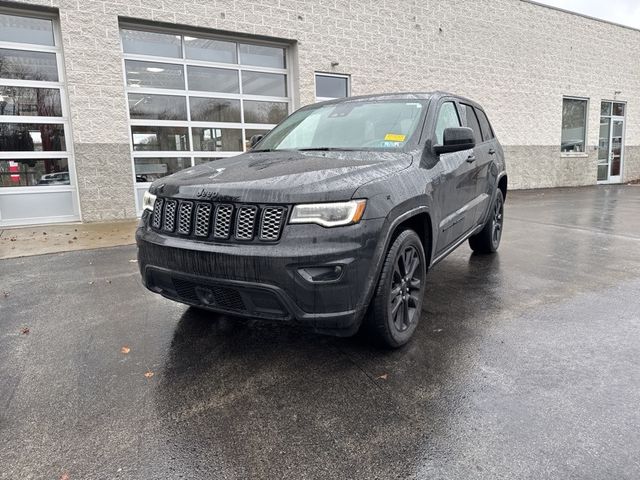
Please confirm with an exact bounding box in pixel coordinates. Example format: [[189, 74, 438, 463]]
[[460, 104, 483, 144], [475, 108, 494, 142], [435, 101, 460, 145]]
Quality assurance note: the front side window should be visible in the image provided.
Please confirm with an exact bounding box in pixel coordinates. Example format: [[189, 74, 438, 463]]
[[434, 102, 460, 145], [256, 101, 424, 151], [561, 97, 588, 153]]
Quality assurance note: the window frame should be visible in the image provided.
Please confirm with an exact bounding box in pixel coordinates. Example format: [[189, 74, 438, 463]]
[[119, 22, 294, 214], [458, 103, 484, 145], [0, 6, 79, 211], [432, 100, 461, 147], [314, 72, 351, 102], [560, 96, 589, 157]]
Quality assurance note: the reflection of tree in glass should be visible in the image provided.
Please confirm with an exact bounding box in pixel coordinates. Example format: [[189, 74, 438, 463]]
[[0, 50, 55, 82], [0, 86, 59, 116], [245, 101, 287, 124]]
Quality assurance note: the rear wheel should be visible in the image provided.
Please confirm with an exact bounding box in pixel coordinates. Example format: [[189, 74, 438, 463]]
[[366, 229, 426, 348], [469, 190, 504, 254]]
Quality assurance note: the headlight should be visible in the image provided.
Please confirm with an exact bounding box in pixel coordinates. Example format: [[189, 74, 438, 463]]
[[142, 190, 156, 212], [289, 199, 366, 227]]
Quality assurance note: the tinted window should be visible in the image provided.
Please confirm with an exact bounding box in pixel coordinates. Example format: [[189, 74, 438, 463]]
[[460, 104, 482, 144], [475, 108, 494, 142], [434, 102, 460, 145], [315, 75, 349, 99]]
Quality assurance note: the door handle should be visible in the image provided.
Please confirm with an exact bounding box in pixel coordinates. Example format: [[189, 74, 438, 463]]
[[488, 149, 496, 155], [466, 155, 476, 163]]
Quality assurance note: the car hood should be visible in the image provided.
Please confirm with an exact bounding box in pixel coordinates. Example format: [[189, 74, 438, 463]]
[[152, 150, 413, 204]]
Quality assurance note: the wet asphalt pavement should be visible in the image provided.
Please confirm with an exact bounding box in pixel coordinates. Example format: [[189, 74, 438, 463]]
[[1, 186, 640, 480]]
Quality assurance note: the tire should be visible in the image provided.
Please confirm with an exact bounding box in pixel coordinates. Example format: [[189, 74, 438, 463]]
[[366, 229, 427, 348], [469, 189, 504, 254]]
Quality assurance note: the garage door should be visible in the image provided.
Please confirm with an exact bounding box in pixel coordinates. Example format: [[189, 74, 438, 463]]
[[0, 9, 79, 226], [119, 25, 293, 214]]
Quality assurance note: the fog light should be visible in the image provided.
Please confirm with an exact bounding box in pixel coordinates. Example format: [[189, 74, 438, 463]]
[[298, 265, 343, 283]]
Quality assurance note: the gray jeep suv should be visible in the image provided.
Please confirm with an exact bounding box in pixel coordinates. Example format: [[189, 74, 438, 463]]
[[136, 92, 507, 347]]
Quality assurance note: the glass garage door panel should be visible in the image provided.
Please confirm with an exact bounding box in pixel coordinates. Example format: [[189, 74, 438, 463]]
[[0, 10, 78, 226], [0, 190, 75, 221]]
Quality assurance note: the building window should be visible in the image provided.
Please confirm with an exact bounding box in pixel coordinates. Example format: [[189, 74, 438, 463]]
[[315, 73, 350, 102], [120, 26, 292, 213], [561, 97, 588, 153]]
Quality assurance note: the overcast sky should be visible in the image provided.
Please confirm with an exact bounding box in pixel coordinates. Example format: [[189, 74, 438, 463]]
[[534, 0, 640, 29]]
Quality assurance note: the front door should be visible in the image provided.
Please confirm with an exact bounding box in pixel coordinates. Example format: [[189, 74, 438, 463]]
[[598, 101, 626, 184]]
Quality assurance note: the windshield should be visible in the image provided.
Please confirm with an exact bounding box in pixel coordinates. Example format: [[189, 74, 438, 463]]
[[255, 100, 425, 151]]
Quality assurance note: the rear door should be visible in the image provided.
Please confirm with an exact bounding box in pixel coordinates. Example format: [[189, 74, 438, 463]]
[[431, 99, 478, 254], [459, 103, 491, 227], [474, 108, 498, 223]]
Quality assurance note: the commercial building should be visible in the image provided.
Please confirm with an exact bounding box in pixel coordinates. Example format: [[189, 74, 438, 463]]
[[0, 0, 638, 226]]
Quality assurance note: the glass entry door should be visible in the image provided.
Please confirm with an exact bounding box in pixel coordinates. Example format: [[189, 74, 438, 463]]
[[598, 102, 625, 184]]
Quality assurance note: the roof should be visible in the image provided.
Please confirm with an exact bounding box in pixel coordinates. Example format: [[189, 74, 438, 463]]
[[522, 0, 640, 34]]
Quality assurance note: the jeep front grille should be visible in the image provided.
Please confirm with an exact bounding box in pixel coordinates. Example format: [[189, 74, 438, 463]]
[[151, 197, 287, 243], [213, 204, 233, 239], [260, 207, 286, 241], [235, 206, 257, 241], [163, 200, 177, 232]]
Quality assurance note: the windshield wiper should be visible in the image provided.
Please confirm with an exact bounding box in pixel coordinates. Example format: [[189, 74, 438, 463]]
[[297, 147, 356, 152]]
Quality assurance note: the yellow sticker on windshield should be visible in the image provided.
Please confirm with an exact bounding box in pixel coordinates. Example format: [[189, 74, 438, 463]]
[[384, 133, 406, 142]]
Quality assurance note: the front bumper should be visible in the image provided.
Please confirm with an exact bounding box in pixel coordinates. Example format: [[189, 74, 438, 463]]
[[136, 212, 385, 336]]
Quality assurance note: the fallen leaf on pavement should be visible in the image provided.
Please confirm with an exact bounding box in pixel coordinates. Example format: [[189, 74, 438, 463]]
[[144, 370, 154, 379], [120, 346, 130, 354], [60, 473, 70, 480], [376, 373, 388, 380], [20, 327, 30, 335]]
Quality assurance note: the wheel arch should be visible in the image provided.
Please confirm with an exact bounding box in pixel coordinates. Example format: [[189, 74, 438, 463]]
[[498, 174, 508, 201]]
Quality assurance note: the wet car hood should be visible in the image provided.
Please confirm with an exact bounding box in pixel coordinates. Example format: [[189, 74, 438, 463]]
[[152, 150, 413, 204]]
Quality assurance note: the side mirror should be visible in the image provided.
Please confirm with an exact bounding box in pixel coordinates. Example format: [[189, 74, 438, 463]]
[[434, 127, 475, 154], [249, 134, 264, 149]]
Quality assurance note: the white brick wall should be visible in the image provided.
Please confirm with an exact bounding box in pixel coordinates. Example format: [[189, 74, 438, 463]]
[[10, 0, 640, 220]]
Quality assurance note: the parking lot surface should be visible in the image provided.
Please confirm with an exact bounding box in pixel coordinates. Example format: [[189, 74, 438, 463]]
[[1, 185, 639, 479]]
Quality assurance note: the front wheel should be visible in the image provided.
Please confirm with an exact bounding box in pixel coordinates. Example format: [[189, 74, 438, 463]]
[[366, 229, 426, 348], [469, 189, 504, 254]]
